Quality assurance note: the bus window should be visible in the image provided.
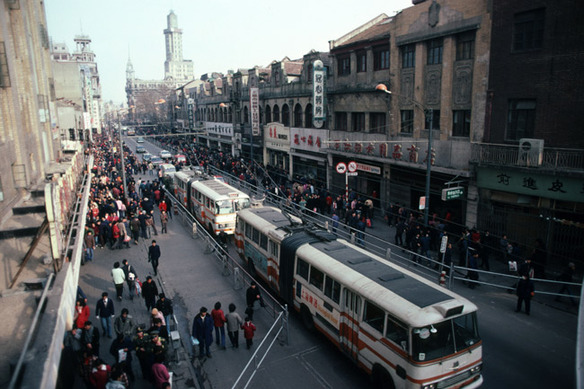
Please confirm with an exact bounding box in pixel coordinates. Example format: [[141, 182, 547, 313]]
[[260, 234, 268, 250], [309, 266, 324, 291], [269, 240, 279, 257], [363, 301, 385, 333], [216, 200, 234, 214], [343, 289, 361, 316], [453, 313, 480, 350], [324, 276, 341, 304], [235, 198, 250, 211], [412, 320, 456, 362], [245, 222, 252, 239], [252, 227, 260, 245], [206, 198, 211, 209], [385, 317, 408, 351], [297, 258, 309, 280]]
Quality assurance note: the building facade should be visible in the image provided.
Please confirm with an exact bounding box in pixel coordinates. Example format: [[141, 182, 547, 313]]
[[471, 0, 584, 266], [51, 35, 103, 140], [0, 0, 60, 216]]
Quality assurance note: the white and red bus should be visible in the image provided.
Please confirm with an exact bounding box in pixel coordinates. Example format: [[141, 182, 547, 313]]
[[190, 179, 250, 235], [235, 205, 483, 389]]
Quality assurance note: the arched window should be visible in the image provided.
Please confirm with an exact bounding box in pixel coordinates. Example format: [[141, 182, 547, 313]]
[[244, 106, 249, 124], [265, 105, 272, 123], [282, 104, 290, 126], [294, 104, 303, 127], [219, 107, 224, 122], [273, 105, 280, 123], [259, 106, 264, 125], [305, 104, 313, 128], [228, 107, 232, 123]]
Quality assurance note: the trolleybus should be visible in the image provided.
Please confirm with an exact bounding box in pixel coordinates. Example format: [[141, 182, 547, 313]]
[[235, 205, 483, 389]]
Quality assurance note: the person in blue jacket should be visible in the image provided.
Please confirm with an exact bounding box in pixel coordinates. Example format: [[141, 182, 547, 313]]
[[192, 306, 214, 358]]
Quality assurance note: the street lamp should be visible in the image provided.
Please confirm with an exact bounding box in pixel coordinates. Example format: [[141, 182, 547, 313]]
[[376, 83, 433, 227], [116, 110, 129, 202]]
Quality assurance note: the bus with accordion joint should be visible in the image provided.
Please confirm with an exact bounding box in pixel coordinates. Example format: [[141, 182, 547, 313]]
[[172, 169, 250, 235], [234, 204, 483, 389]]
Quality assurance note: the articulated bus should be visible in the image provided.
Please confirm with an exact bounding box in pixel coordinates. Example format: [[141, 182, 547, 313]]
[[190, 179, 250, 235], [235, 205, 483, 389]]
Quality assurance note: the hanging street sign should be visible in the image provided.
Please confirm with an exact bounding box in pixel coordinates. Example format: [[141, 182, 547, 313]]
[[441, 186, 464, 201]]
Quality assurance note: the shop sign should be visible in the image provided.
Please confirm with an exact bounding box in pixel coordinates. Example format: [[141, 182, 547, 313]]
[[312, 60, 326, 128], [477, 166, 584, 203], [290, 128, 327, 153], [205, 122, 233, 137], [264, 122, 290, 151], [249, 87, 260, 136]]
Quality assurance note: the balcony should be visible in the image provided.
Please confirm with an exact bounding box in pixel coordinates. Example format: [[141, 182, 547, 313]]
[[471, 142, 584, 174]]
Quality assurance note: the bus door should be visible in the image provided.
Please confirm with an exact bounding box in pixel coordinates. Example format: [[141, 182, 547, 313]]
[[341, 289, 361, 360]]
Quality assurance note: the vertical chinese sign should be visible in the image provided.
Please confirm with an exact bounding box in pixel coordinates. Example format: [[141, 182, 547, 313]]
[[313, 60, 326, 128], [249, 87, 260, 136]]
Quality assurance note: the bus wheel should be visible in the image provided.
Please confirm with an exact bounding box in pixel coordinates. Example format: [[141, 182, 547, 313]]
[[300, 305, 315, 331], [371, 365, 395, 389]]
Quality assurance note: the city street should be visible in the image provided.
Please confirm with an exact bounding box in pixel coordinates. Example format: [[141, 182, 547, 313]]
[[102, 136, 578, 389]]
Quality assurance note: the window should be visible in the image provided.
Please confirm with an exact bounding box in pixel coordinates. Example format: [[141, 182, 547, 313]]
[[400, 110, 413, 133], [324, 276, 341, 304], [273, 105, 280, 123], [456, 31, 475, 60], [265, 105, 272, 123], [513, 8, 545, 51], [269, 240, 279, 257], [338, 55, 350, 76], [294, 104, 303, 127], [282, 104, 290, 126], [260, 233, 268, 250], [427, 38, 443, 65], [305, 104, 313, 128], [370, 113, 386, 133], [309, 266, 324, 291], [424, 109, 440, 130], [453, 110, 471, 137], [507, 99, 536, 140], [243, 106, 249, 124], [296, 258, 309, 280], [385, 317, 408, 351], [363, 301, 385, 333], [352, 112, 365, 132], [307, 64, 313, 83], [401, 44, 415, 68], [356, 51, 367, 72], [373, 45, 390, 70], [335, 112, 347, 131], [252, 227, 260, 245]]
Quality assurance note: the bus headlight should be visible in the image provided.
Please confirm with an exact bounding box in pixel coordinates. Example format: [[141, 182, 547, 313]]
[[470, 364, 482, 374], [421, 383, 436, 389]]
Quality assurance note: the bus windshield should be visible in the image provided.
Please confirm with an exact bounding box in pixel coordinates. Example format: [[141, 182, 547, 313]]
[[411, 313, 480, 362], [216, 200, 234, 215], [235, 198, 250, 211]]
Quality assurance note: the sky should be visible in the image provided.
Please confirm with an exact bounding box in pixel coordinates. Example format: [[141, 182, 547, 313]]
[[45, 0, 414, 105]]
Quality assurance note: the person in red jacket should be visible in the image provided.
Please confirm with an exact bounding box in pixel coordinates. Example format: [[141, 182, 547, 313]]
[[241, 316, 257, 350], [211, 301, 227, 349], [89, 358, 111, 389]]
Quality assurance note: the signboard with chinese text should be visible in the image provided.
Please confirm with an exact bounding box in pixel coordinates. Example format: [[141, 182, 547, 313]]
[[205, 122, 233, 138], [477, 167, 584, 202], [356, 162, 381, 175], [441, 186, 464, 201], [290, 127, 327, 153], [249, 87, 260, 136], [264, 122, 290, 152], [312, 61, 326, 128]]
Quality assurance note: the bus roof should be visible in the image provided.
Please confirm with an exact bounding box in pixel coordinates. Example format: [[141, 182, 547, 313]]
[[238, 207, 302, 240], [296, 239, 477, 327], [192, 179, 249, 201]]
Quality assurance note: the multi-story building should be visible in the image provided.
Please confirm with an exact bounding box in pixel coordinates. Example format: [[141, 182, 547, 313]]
[[191, 0, 583, 267], [0, 0, 60, 216], [51, 35, 103, 140], [471, 0, 584, 265]]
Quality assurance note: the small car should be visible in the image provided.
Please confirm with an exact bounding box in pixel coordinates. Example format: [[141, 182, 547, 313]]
[[142, 153, 152, 162], [159, 150, 172, 159], [150, 156, 163, 166], [136, 145, 146, 153], [137, 137, 145, 143]]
